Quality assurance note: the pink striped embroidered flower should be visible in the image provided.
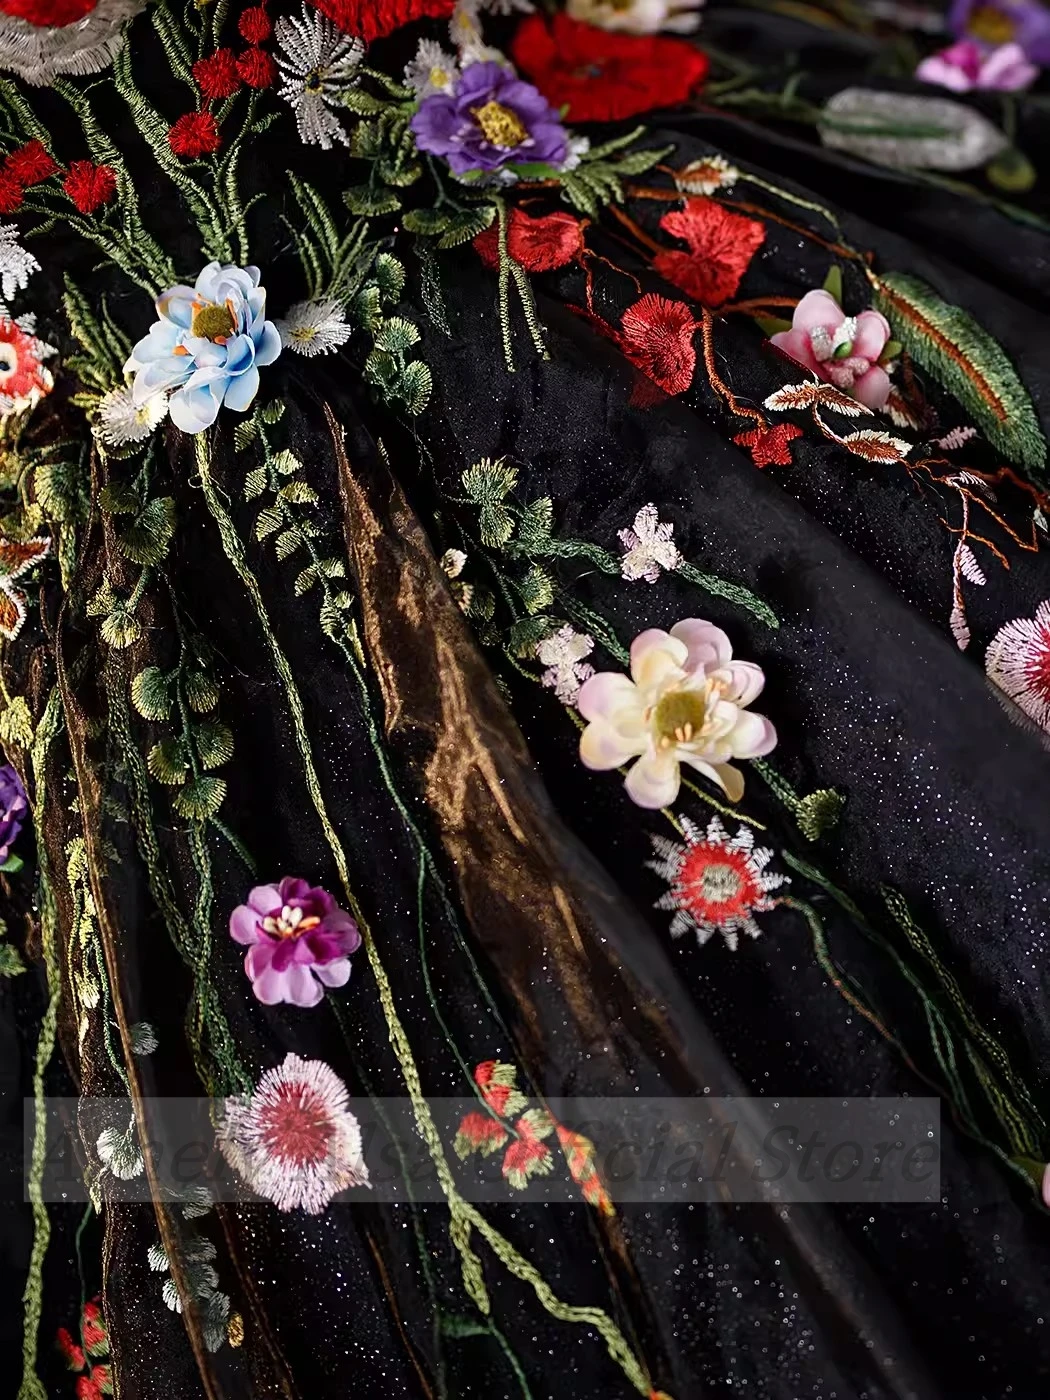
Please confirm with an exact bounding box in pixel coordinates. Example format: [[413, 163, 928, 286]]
[[985, 599, 1050, 731]]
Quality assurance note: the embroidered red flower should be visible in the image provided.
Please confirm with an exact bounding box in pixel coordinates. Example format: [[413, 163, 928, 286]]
[[81, 1300, 107, 1355], [193, 49, 241, 100], [306, 0, 454, 43], [502, 1109, 554, 1190], [556, 1124, 614, 1216], [238, 4, 272, 41], [453, 1110, 509, 1158], [654, 199, 766, 308], [512, 14, 709, 123], [733, 422, 804, 468], [56, 1327, 85, 1371], [474, 1060, 528, 1118], [618, 293, 698, 396], [63, 161, 117, 215], [5, 140, 57, 187], [1, 0, 97, 22], [473, 208, 585, 273], [236, 46, 276, 89], [0, 171, 23, 215], [168, 112, 222, 158]]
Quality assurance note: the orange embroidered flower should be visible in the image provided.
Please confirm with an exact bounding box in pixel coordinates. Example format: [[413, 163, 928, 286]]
[[474, 1060, 527, 1118], [733, 422, 804, 467], [502, 1109, 555, 1190], [618, 293, 698, 396], [655, 198, 766, 307], [474, 208, 585, 273]]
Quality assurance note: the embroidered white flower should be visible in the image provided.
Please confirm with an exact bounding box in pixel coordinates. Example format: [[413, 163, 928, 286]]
[[618, 504, 682, 583], [648, 814, 786, 950], [218, 1053, 370, 1214], [674, 154, 739, 195], [449, 0, 505, 64], [441, 547, 474, 611], [277, 298, 352, 357], [441, 548, 468, 578], [537, 625, 595, 706], [275, 4, 365, 150], [578, 618, 776, 807], [567, 0, 704, 34], [404, 38, 459, 97], [95, 383, 168, 447], [985, 600, 1050, 732], [0, 226, 39, 304]]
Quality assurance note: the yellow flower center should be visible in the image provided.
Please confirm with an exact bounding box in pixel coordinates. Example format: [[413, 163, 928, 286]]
[[472, 100, 528, 149], [261, 904, 322, 940], [191, 299, 237, 343], [966, 5, 1015, 44], [653, 689, 710, 750], [699, 862, 744, 903], [429, 66, 450, 88]]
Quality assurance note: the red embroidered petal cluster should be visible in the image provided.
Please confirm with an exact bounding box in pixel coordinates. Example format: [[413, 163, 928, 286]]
[[654, 198, 766, 308], [168, 111, 222, 158], [618, 293, 698, 397], [236, 46, 276, 89], [193, 48, 240, 100], [307, 0, 454, 43], [0, 139, 60, 214], [733, 422, 804, 467], [474, 208, 585, 273], [239, 4, 272, 42], [63, 161, 117, 215], [512, 14, 709, 123]]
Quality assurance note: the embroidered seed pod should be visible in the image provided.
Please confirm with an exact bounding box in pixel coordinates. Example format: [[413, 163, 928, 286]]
[[0, 0, 146, 86]]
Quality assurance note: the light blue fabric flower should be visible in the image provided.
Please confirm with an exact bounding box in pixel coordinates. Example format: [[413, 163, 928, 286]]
[[125, 262, 282, 434]]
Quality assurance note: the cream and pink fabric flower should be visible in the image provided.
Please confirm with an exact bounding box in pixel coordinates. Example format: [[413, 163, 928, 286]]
[[577, 619, 776, 808], [916, 39, 1037, 91], [230, 877, 360, 1007], [771, 289, 893, 411]]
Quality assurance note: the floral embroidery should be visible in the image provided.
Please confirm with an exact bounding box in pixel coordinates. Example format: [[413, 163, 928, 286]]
[[125, 262, 282, 434], [310, 0, 455, 44], [63, 161, 117, 215], [0, 763, 27, 867], [218, 1053, 370, 1213], [771, 288, 894, 411], [236, 45, 276, 89], [0, 0, 143, 86], [167, 112, 222, 159], [648, 814, 787, 950], [618, 293, 698, 396], [618, 503, 681, 583], [240, 6, 272, 43], [194, 48, 241, 100], [0, 313, 54, 420], [277, 298, 352, 357], [5, 140, 58, 186], [0, 536, 50, 642], [578, 618, 776, 808], [0, 226, 39, 304], [674, 154, 740, 195], [655, 198, 765, 307], [440, 546, 474, 611], [566, 0, 705, 35], [229, 877, 361, 1007], [503, 1109, 556, 1189], [949, 0, 1050, 64], [473, 208, 585, 272], [916, 38, 1037, 89], [536, 624, 594, 705], [411, 61, 569, 177], [56, 1297, 112, 1398], [936, 425, 978, 450], [985, 600, 1050, 731], [274, 4, 364, 150], [94, 383, 168, 447], [733, 422, 804, 467], [511, 13, 709, 122], [404, 37, 459, 97]]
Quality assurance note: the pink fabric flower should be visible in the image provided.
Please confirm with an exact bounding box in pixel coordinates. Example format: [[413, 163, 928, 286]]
[[578, 619, 776, 808], [916, 39, 1037, 91], [230, 877, 360, 1007], [770, 289, 893, 411]]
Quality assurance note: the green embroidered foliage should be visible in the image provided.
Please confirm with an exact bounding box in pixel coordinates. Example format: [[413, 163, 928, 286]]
[[873, 272, 1046, 472], [132, 667, 172, 721], [148, 737, 190, 786], [192, 721, 234, 771], [373, 252, 405, 302], [796, 788, 845, 842], [118, 497, 177, 567], [272, 449, 302, 475], [100, 608, 141, 649], [261, 400, 286, 426], [515, 497, 554, 552], [234, 419, 258, 454], [345, 185, 401, 217], [374, 318, 420, 354], [244, 466, 268, 500], [278, 481, 319, 505], [560, 141, 673, 218], [517, 565, 555, 615], [172, 776, 227, 821], [0, 942, 25, 977], [62, 277, 131, 397], [463, 459, 519, 548], [508, 616, 556, 657], [183, 670, 219, 714], [34, 454, 88, 525]]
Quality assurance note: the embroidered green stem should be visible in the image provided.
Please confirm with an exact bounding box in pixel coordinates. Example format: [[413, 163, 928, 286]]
[[752, 758, 844, 842], [675, 561, 779, 631], [494, 197, 515, 373]]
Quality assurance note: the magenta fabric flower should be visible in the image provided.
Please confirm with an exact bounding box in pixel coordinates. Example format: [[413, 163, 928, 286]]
[[230, 877, 361, 1007], [770, 289, 893, 411], [916, 38, 1037, 91], [949, 0, 1050, 66]]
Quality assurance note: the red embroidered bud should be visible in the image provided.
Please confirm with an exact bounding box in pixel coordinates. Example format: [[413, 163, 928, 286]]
[[168, 112, 222, 159], [63, 161, 117, 215], [235, 46, 276, 89], [55, 1327, 86, 1372], [5, 140, 58, 187], [238, 5, 272, 42], [0, 171, 23, 215], [192, 48, 240, 101]]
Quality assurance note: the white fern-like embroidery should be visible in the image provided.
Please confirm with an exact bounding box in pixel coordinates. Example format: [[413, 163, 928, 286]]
[[936, 426, 978, 451]]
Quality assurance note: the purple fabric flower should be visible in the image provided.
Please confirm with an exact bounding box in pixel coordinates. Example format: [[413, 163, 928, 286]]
[[230, 877, 361, 1008], [917, 38, 1037, 90], [0, 763, 27, 866], [410, 61, 568, 175], [949, 0, 1050, 66]]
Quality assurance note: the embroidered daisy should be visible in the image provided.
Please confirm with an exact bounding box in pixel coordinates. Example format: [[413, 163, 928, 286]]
[[404, 38, 459, 97], [277, 299, 352, 357], [674, 155, 740, 195], [536, 625, 595, 705], [618, 503, 681, 583], [0, 226, 39, 304], [95, 383, 168, 447], [218, 1053, 369, 1213], [274, 4, 365, 150], [0, 313, 54, 421], [985, 600, 1050, 732], [648, 814, 786, 950]]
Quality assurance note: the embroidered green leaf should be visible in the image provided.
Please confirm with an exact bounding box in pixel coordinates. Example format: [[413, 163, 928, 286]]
[[275, 527, 306, 562], [401, 208, 453, 237], [35, 458, 87, 524], [100, 608, 141, 649], [192, 721, 234, 770], [350, 119, 384, 160], [373, 253, 405, 303], [516, 497, 554, 551], [517, 565, 555, 615], [272, 449, 302, 475], [398, 360, 432, 416], [873, 272, 1046, 472], [364, 348, 398, 388], [796, 788, 845, 841], [339, 88, 389, 116], [437, 206, 496, 250], [183, 669, 219, 714], [261, 400, 286, 425], [344, 185, 402, 217], [374, 317, 420, 353], [244, 466, 268, 500], [508, 615, 555, 657], [255, 507, 283, 540], [753, 313, 793, 337], [119, 497, 177, 566], [148, 737, 190, 786], [278, 481, 319, 505], [352, 285, 384, 332], [0, 943, 25, 977], [233, 419, 258, 453], [131, 667, 173, 721], [295, 558, 345, 597], [98, 482, 139, 515], [172, 775, 227, 821], [0, 696, 34, 748]]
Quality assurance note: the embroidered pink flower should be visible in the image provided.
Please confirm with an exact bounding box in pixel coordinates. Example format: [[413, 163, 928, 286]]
[[218, 1053, 369, 1212], [578, 618, 776, 808], [985, 599, 1050, 731], [916, 39, 1037, 91], [229, 877, 360, 1007], [770, 289, 893, 411]]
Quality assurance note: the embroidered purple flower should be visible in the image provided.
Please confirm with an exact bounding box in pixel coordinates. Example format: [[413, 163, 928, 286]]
[[229, 877, 360, 1007], [949, 0, 1050, 66], [916, 38, 1037, 90], [0, 762, 26, 866], [410, 60, 568, 176]]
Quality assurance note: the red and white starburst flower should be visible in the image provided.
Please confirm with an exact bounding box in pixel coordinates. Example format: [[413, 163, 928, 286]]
[[648, 814, 787, 950], [0, 311, 54, 421], [0, 0, 145, 87], [218, 1053, 369, 1214], [985, 599, 1050, 732]]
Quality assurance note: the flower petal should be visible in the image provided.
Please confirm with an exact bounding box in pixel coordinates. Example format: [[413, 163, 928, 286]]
[[791, 289, 844, 334], [852, 364, 892, 411], [852, 309, 891, 362], [629, 629, 688, 689], [670, 618, 731, 674], [624, 751, 681, 809], [580, 718, 644, 771]]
